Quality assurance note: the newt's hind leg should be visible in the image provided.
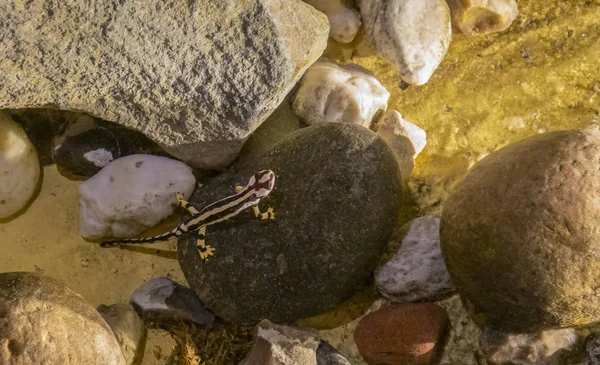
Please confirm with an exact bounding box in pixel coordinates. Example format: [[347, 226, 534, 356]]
[[196, 225, 215, 261], [175, 192, 200, 215], [253, 205, 276, 221]]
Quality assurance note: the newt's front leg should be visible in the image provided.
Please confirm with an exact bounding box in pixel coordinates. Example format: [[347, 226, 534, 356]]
[[175, 192, 200, 215], [253, 205, 276, 221], [196, 225, 215, 261]]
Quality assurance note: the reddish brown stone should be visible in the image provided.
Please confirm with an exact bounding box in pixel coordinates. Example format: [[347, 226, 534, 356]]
[[354, 303, 449, 365]]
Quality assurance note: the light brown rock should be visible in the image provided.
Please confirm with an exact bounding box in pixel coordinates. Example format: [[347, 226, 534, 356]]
[[441, 129, 600, 331], [97, 303, 147, 365], [0, 272, 125, 365], [0, 113, 40, 219], [447, 0, 518, 35], [0, 0, 329, 169]]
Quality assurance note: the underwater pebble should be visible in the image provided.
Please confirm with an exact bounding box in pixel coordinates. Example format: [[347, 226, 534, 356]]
[[292, 59, 390, 128], [78, 154, 195, 239], [359, 0, 451, 86], [317, 341, 352, 365], [354, 303, 450, 365], [304, 0, 362, 43], [0, 112, 40, 219], [376, 109, 427, 180], [97, 303, 147, 365], [240, 319, 321, 365], [447, 0, 518, 35], [0, 272, 126, 365], [479, 325, 577, 365], [129, 277, 214, 328], [375, 216, 454, 303]]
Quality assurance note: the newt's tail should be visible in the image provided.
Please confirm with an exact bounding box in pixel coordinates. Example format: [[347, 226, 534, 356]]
[[100, 228, 180, 248]]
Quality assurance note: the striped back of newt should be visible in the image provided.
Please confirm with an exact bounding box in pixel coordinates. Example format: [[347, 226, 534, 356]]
[[100, 170, 276, 250]]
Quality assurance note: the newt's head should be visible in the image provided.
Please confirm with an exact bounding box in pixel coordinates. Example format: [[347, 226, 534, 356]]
[[248, 170, 276, 198]]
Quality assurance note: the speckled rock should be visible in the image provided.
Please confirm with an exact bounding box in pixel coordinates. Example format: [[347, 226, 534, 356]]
[[129, 277, 214, 328], [178, 123, 402, 324], [240, 320, 321, 365], [0, 272, 126, 365], [359, 0, 452, 86], [52, 114, 163, 178], [0, 112, 40, 219], [97, 303, 146, 365], [586, 332, 600, 365], [375, 216, 454, 303], [441, 129, 600, 331], [447, 0, 518, 35], [292, 59, 390, 128], [0, 0, 329, 169], [79, 154, 196, 239], [304, 0, 362, 43], [479, 325, 577, 365], [354, 303, 450, 365], [437, 295, 486, 365]]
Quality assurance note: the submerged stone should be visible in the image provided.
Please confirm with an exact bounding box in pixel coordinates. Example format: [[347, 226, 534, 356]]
[[0, 0, 329, 169], [178, 123, 402, 324]]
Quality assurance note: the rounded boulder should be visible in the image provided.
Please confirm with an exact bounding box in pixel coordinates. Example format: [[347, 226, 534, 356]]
[[178, 123, 402, 324], [0, 272, 125, 365], [441, 129, 600, 331]]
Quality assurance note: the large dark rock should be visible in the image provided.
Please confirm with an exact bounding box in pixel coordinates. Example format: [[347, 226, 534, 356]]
[[0, 272, 125, 365], [178, 123, 402, 324], [441, 129, 600, 331]]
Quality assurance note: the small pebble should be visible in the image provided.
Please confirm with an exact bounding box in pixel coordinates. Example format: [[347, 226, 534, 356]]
[[129, 277, 214, 328], [292, 59, 389, 128], [240, 319, 321, 365], [354, 303, 449, 365]]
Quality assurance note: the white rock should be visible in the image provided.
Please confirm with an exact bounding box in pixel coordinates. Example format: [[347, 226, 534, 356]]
[[480, 325, 578, 365], [376, 110, 426, 180], [79, 154, 195, 239], [0, 112, 40, 219], [375, 216, 454, 302], [292, 59, 390, 128], [359, 0, 452, 86], [447, 0, 518, 35], [304, 0, 362, 43], [240, 319, 321, 365]]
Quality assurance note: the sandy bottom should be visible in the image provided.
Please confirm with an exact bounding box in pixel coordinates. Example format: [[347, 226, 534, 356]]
[[0, 164, 186, 364]]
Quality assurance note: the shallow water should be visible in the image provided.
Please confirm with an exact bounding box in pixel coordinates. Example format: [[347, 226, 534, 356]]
[[0, 165, 184, 364]]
